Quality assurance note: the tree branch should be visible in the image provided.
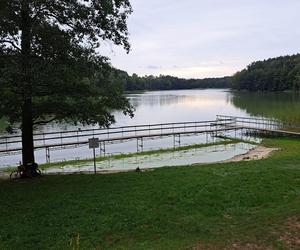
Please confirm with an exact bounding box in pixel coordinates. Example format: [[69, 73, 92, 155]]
[[33, 117, 57, 126]]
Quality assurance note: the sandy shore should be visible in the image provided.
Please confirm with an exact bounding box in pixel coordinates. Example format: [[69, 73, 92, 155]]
[[0, 145, 279, 179], [225, 145, 279, 163]]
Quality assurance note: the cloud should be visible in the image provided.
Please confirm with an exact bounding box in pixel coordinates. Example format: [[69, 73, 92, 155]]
[[146, 65, 162, 70], [101, 0, 300, 79]]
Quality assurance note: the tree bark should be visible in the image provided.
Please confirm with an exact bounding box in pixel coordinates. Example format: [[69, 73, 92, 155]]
[[21, 99, 35, 166], [21, 0, 35, 174]]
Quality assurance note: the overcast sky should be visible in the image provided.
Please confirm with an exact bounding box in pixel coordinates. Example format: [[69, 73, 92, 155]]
[[101, 0, 300, 79]]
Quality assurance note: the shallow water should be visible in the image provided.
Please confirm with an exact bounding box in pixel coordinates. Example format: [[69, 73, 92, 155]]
[[45, 142, 256, 174]]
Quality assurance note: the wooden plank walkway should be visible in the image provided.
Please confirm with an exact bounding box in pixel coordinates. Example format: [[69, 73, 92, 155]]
[[1, 116, 300, 155], [0, 127, 237, 154]]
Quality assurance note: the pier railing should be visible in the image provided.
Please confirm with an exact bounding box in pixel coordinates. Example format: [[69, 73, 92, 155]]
[[216, 115, 300, 131], [1, 115, 300, 158], [0, 119, 235, 154]]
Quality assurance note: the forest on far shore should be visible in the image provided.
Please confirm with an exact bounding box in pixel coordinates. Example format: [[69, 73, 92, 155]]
[[110, 54, 300, 92], [111, 70, 230, 91], [230, 54, 300, 91]]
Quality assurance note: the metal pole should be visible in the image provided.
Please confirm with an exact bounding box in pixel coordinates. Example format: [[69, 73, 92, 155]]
[[99, 142, 102, 157], [173, 134, 175, 148], [46, 147, 50, 163], [93, 147, 96, 174]]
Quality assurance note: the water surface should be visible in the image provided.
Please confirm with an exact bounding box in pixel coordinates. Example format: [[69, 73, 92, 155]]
[[1, 89, 299, 167]]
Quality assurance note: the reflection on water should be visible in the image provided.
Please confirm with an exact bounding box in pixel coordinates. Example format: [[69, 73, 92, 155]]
[[1, 89, 299, 135], [230, 91, 300, 124], [114, 89, 248, 126]]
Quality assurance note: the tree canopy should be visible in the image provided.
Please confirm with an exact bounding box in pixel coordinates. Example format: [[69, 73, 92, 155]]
[[0, 0, 133, 169], [231, 54, 300, 91], [106, 69, 230, 91]]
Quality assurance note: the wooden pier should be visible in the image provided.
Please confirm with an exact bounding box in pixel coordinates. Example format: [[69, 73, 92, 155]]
[[1, 115, 300, 163]]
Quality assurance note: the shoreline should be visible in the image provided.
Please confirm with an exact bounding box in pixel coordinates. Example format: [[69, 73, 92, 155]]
[[0, 145, 279, 179], [224, 145, 279, 163]]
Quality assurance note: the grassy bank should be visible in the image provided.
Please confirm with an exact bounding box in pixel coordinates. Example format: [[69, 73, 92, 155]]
[[0, 137, 299, 249]]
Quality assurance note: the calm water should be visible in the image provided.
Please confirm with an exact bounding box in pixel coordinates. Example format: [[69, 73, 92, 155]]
[[1, 89, 299, 167], [2, 89, 299, 133], [114, 89, 247, 126]]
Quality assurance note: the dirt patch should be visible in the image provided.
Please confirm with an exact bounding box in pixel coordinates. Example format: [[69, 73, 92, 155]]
[[225, 146, 279, 163], [278, 216, 300, 249], [193, 242, 273, 250]]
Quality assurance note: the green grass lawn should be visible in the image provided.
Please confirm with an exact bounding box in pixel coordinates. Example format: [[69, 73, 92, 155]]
[[0, 138, 299, 249]]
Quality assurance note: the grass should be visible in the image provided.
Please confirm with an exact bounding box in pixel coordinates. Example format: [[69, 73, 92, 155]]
[[0, 137, 299, 249]]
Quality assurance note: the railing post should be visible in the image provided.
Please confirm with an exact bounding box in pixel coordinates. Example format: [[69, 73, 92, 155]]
[[46, 147, 50, 163], [100, 141, 106, 157], [43, 133, 45, 146]]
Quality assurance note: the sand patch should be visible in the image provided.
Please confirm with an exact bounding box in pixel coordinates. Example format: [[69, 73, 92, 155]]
[[278, 216, 300, 249], [193, 242, 273, 250], [225, 146, 279, 163]]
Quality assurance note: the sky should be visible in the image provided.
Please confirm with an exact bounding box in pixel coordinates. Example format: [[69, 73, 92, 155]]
[[101, 0, 300, 79]]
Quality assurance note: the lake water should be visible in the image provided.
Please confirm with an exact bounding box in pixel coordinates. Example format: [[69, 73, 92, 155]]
[[1, 89, 299, 168]]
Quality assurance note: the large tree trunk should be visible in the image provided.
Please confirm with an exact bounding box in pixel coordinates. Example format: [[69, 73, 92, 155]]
[[21, 99, 35, 166], [20, 0, 36, 176]]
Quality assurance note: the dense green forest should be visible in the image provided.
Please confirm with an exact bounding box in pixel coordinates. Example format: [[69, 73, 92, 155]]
[[113, 54, 300, 92], [231, 54, 300, 91], [109, 69, 230, 91]]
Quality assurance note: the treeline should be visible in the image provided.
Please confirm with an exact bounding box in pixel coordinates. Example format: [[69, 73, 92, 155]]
[[109, 69, 230, 91], [231, 54, 300, 91]]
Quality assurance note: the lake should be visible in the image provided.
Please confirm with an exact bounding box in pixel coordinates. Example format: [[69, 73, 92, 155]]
[[1, 89, 300, 167], [110, 89, 300, 127]]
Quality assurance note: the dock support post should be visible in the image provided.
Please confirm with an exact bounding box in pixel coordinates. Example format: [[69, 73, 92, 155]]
[[100, 141, 106, 157], [46, 147, 50, 163], [173, 134, 181, 148], [137, 138, 143, 152]]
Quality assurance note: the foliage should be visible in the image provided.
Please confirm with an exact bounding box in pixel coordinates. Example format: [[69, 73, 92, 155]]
[[0, 118, 8, 132], [108, 69, 230, 91], [0, 137, 299, 249], [0, 0, 133, 128], [231, 54, 300, 91], [0, 0, 133, 165]]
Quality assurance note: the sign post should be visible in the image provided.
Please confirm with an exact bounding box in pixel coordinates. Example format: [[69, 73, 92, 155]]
[[89, 138, 99, 174]]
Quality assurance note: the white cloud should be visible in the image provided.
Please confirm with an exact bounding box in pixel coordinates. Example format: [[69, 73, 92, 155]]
[[101, 0, 300, 78]]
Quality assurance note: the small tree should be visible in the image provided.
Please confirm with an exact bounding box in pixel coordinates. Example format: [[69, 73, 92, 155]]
[[0, 0, 133, 176]]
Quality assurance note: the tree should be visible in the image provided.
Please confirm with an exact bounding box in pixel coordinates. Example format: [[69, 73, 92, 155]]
[[230, 54, 300, 91], [0, 0, 133, 176]]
